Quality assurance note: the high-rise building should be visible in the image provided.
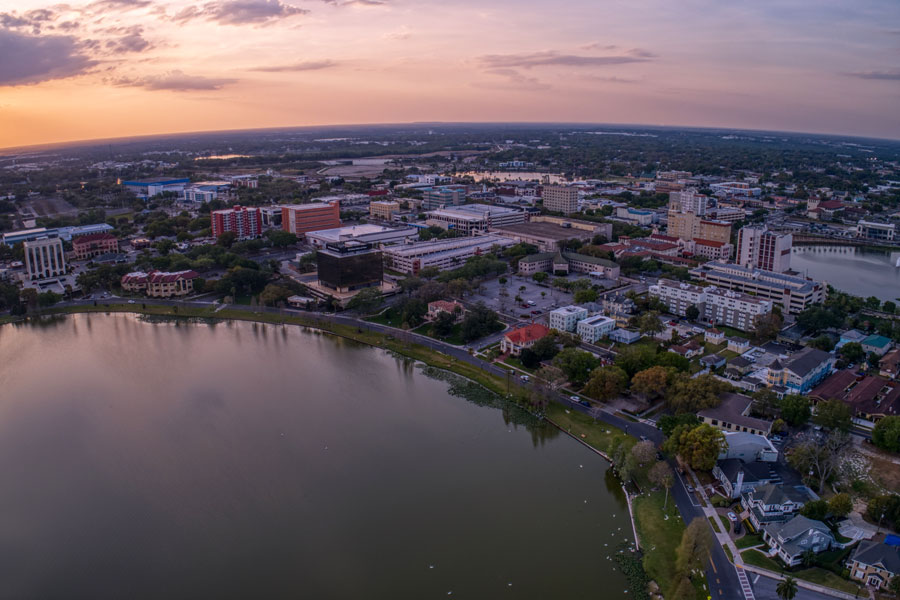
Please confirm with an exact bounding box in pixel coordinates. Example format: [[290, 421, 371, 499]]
[[23, 234, 66, 280], [211, 205, 262, 240], [541, 185, 579, 214], [668, 212, 732, 244], [369, 200, 401, 220], [316, 241, 383, 292], [422, 186, 466, 210], [737, 226, 792, 273], [281, 201, 341, 235], [669, 189, 707, 216]]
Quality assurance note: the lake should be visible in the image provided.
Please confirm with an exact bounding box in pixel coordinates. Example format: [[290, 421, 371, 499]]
[[0, 314, 630, 599], [790, 245, 900, 302]]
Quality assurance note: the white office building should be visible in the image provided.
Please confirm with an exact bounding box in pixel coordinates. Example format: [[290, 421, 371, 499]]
[[577, 315, 616, 343], [384, 235, 514, 274], [306, 224, 419, 249], [426, 204, 526, 235], [737, 226, 792, 273], [24, 235, 67, 280], [542, 185, 579, 214], [549, 306, 589, 332]]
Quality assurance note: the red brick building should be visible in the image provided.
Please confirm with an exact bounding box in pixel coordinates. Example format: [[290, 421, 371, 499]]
[[211, 205, 262, 240], [72, 233, 119, 260], [281, 201, 341, 235]]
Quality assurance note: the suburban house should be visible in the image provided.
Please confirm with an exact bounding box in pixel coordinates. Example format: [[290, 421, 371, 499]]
[[839, 329, 868, 347], [727, 337, 751, 354], [725, 356, 754, 380], [713, 458, 776, 499], [609, 328, 641, 344], [810, 370, 900, 428], [699, 393, 773, 436], [427, 300, 464, 321], [766, 347, 836, 394], [705, 328, 725, 345], [501, 323, 550, 356], [761, 515, 836, 566], [862, 334, 894, 357], [720, 432, 778, 463], [848, 540, 900, 590], [701, 354, 727, 370], [741, 483, 815, 528], [880, 349, 900, 379], [669, 339, 703, 359]]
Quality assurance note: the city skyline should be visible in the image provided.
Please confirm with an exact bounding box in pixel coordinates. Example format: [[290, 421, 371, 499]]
[[1, 0, 900, 149]]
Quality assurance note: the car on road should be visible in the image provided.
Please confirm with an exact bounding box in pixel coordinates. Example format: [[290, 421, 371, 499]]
[[570, 395, 579, 401], [639, 435, 648, 442], [520, 375, 530, 382], [127, 300, 136, 304], [727, 512, 737, 522], [579, 400, 590, 407]]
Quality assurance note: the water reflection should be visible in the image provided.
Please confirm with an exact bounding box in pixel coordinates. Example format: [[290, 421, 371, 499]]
[[0, 314, 625, 599]]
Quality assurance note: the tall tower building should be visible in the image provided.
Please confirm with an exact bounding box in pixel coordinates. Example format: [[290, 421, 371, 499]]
[[737, 226, 792, 273], [542, 185, 578, 215]]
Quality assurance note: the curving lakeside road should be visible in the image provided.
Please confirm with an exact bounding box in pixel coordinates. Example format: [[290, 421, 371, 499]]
[[12, 298, 839, 600]]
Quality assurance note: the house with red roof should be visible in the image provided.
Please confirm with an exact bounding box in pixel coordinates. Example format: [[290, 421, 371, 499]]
[[427, 300, 464, 321], [501, 323, 550, 356]]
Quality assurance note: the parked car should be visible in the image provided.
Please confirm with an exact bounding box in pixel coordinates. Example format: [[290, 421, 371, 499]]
[[727, 512, 737, 522], [520, 375, 530, 382], [580, 400, 590, 407], [527, 300, 536, 306], [570, 395, 580, 402], [686, 485, 695, 493]]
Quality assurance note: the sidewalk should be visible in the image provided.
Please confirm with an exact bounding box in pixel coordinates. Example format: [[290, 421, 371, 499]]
[[685, 467, 865, 600]]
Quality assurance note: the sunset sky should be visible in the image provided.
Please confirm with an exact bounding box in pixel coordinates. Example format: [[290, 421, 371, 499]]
[[1, 0, 899, 149]]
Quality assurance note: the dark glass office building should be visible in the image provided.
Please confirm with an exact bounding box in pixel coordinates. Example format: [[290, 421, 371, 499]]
[[317, 241, 383, 292]]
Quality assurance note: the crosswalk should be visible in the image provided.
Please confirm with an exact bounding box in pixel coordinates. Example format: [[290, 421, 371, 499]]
[[735, 567, 755, 600]]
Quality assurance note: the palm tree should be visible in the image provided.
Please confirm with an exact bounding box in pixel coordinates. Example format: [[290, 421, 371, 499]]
[[776, 576, 798, 600], [801, 548, 816, 568]]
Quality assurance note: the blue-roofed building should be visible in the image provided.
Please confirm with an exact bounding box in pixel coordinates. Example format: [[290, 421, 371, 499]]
[[56, 224, 115, 241], [1, 227, 57, 246], [122, 177, 190, 199]]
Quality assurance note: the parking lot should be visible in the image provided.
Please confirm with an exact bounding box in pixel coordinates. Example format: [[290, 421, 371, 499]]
[[471, 273, 581, 324]]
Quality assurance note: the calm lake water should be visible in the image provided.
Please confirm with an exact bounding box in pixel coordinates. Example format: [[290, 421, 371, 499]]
[[0, 314, 630, 599], [790, 245, 900, 302]]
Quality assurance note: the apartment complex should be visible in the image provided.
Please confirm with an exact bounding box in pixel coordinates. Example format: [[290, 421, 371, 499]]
[[422, 186, 466, 210], [668, 212, 732, 243], [690, 262, 826, 314], [577, 314, 616, 343], [369, 200, 401, 220], [549, 306, 588, 332], [24, 235, 67, 280], [737, 226, 792, 273], [426, 204, 526, 234], [491, 219, 609, 252], [650, 278, 773, 332], [669, 189, 708, 215], [384, 235, 514, 274], [281, 202, 341, 235], [541, 185, 579, 214], [211, 205, 262, 240], [72, 233, 118, 260]]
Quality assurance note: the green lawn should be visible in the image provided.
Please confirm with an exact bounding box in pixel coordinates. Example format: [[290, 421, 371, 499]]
[[500, 356, 536, 374], [365, 308, 405, 327], [413, 322, 466, 346], [708, 516, 721, 533], [545, 403, 633, 457], [735, 533, 764, 549], [723, 545, 734, 562], [741, 549, 783, 572], [719, 515, 731, 533], [793, 568, 862, 595], [633, 493, 705, 600]]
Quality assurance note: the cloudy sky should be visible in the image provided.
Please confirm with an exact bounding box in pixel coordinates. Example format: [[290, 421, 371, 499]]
[[1, 0, 899, 148]]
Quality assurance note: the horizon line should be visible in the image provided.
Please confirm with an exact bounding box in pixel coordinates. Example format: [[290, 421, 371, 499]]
[[3, 120, 900, 155]]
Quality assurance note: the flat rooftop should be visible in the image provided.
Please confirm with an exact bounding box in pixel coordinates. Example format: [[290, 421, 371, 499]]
[[491, 222, 594, 240]]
